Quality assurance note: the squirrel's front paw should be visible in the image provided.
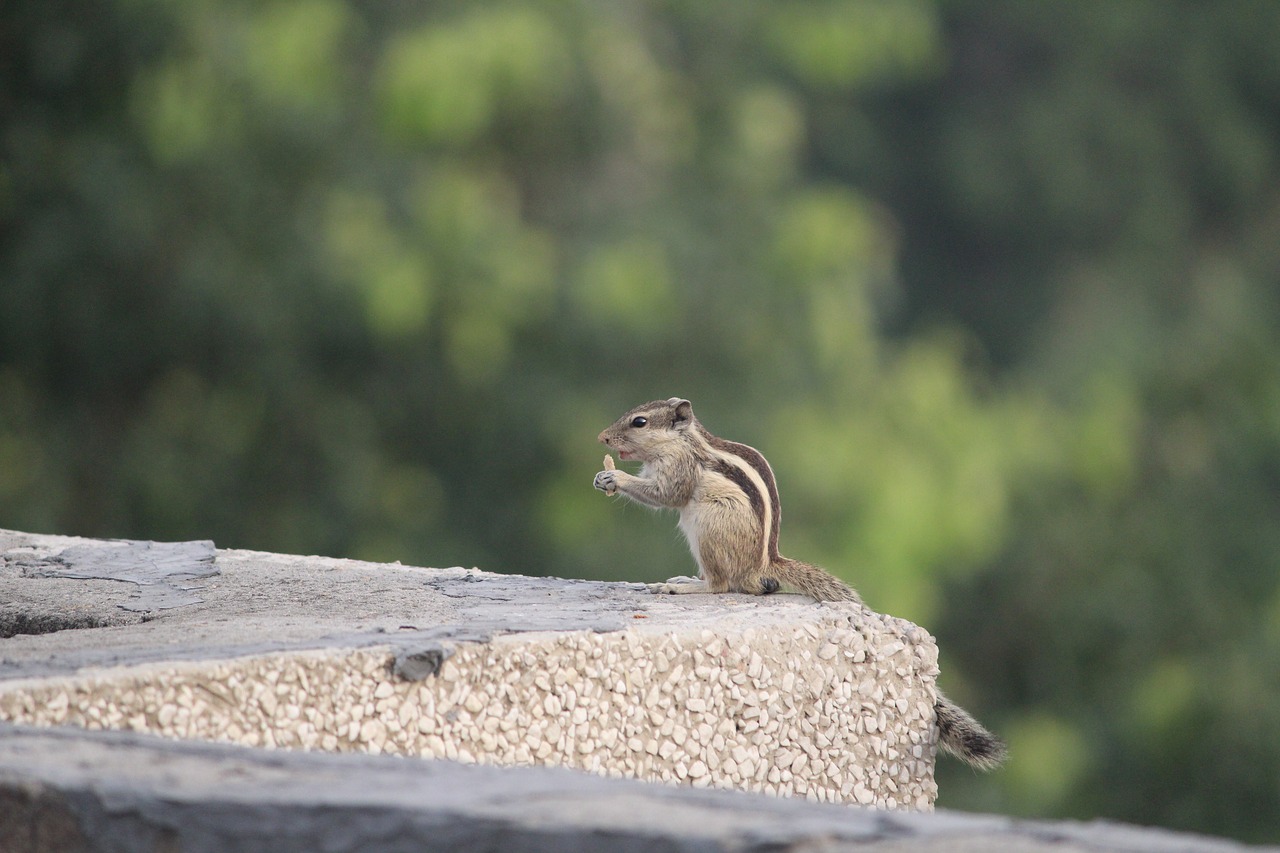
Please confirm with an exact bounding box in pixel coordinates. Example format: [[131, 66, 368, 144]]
[[593, 470, 619, 496]]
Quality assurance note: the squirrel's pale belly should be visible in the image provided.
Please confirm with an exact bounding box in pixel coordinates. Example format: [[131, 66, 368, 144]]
[[677, 473, 767, 583], [677, 505, 706, 577]]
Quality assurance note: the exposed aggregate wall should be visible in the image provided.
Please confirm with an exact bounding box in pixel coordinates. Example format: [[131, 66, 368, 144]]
[[0, 604, 940, 810]]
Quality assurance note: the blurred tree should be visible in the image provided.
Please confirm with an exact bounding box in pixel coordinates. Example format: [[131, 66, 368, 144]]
[[1, 0, 1277, 842], [811, 3, 1280, 839]]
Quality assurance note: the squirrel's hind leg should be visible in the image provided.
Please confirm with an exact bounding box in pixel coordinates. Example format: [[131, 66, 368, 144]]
[[734, 573, 780, 595]]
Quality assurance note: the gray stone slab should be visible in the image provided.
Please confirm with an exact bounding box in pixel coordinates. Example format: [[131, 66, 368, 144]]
[[0, 529, 653, 678], [15, 537, 218, 611], [0, 724, 1268, 853], [0, 529, 859, 680]]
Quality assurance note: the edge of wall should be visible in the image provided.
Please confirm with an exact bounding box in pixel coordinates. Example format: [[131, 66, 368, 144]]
[[0, 724, 1264, 853]]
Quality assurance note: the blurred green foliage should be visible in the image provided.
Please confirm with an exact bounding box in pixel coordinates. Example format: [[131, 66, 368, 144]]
[[2, 0, 1278, 841]]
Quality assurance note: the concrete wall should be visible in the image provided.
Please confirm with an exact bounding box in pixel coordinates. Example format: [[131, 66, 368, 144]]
[[0, 614, 938, 809], [0, 530, 937, 809]]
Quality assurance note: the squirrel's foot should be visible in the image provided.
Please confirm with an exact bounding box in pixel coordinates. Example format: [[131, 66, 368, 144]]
[[753, 576, 781, 595], [648, 577, 709, 595]]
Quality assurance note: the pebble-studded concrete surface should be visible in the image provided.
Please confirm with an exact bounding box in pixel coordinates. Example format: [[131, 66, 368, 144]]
[[0, 529, 939, 809]]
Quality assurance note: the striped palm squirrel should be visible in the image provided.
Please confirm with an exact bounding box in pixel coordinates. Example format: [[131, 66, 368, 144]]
[[593, 397, 1006, 770]]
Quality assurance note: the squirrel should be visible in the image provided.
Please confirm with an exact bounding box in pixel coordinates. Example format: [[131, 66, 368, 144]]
[[593, 397, 1006, 771]]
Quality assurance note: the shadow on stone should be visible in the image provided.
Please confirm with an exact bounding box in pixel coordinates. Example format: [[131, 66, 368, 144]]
[[0, 609, 135, 639]]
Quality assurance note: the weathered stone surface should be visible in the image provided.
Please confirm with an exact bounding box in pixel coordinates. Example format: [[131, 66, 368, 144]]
[[14, 537, 218, 611], [0, 528, 635, 676], [0, 725, 1267, 853]]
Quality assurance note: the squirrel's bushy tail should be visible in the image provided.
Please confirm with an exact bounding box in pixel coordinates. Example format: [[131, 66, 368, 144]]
[[769, 558, 861, 604], [768, 557, 1005, 770], [935, 692, 1007, 770]]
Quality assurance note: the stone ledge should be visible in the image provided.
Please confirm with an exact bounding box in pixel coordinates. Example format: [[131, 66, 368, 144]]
[[0, 724, 1265, 853], [0, 529, 938, 808]]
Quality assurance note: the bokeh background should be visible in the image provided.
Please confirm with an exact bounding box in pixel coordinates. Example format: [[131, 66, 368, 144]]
[[3, 0, 1279, 841]]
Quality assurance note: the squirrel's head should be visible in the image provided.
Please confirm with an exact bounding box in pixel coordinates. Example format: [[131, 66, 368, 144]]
[[598, 397, 695, 462]]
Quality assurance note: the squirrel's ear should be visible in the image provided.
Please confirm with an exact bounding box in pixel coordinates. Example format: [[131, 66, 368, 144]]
[[671, 398, 693, 427]]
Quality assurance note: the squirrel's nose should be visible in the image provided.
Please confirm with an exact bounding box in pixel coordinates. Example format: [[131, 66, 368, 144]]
[[598, 431, 611, 445]]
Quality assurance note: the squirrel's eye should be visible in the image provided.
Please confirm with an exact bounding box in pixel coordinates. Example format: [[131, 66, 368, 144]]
[[630, 416, 648, 428]]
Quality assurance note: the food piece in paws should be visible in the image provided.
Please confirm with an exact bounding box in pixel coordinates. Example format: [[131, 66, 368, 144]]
[[601, 454, 617, 495]]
